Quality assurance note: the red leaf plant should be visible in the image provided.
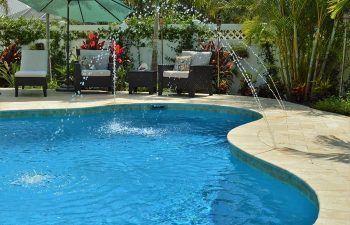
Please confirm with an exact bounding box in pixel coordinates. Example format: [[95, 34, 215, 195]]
[[0, 42, 21, 64], [110, 40, 128, 66], [81, 32, 105, 50], [201, 40, 236, 94]]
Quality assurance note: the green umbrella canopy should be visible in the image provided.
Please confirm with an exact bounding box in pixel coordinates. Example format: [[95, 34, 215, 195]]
[[17, 0, 132, 23]]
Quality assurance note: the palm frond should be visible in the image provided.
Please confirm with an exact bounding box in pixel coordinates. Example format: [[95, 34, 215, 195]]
[[328, 0, 350, 19]]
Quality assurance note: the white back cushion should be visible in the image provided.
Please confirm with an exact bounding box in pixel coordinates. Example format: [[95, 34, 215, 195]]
[[181, 51, 212, 66], [20, 50, 48, 71], [80, 49, 109, 70]]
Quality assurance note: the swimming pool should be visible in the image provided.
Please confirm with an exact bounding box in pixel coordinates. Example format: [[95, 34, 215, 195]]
[[0, 104, 318, 224]]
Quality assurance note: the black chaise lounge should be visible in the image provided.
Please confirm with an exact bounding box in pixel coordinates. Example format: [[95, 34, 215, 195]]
[[158, 51, 214, 97], [14, 50, 48, 97]]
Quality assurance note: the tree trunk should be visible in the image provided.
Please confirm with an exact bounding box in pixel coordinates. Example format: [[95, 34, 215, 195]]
[[293, 22, 299, 81], [319, 18, 339, 79], [305, 3, 324, 99], [312, 52, 321, 92], [339, 25, 348, 96], [283, 36, 293, 88], [305, 28, 319, 99]]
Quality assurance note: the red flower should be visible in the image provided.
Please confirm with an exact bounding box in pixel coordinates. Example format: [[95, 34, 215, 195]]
[[88, 32, 96, 40], [114, 44, 124, 55], [80, 32, 104, 50]]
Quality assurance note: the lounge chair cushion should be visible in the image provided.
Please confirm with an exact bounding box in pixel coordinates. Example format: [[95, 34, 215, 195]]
[[15, 70, 47, 78], [163, 70, 189, 79], [20, 50, 48, 71], [81, 69, 110, 77], [173, 56, 192, 71], [79, 50, 109, 70], [181, 51, 212, 66]]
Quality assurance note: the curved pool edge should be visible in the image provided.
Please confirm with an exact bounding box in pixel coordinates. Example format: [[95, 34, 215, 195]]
[[227, 133, 320, 206], [0, 102, 331, 224]]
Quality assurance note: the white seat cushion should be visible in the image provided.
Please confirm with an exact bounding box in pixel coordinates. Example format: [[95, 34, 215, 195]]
[[163, 70, 189, 79], [15, 70, 47, 78], [81, 70, 110, 77]]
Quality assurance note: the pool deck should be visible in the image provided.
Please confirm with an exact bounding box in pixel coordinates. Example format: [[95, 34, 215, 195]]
[[0, 88, 349, 225]]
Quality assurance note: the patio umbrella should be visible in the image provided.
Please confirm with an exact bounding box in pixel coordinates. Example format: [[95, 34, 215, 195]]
[[17, 0, 133, 90]]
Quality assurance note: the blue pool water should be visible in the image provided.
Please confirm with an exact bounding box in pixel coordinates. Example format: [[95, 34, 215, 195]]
[[0, 107, 318, 224]]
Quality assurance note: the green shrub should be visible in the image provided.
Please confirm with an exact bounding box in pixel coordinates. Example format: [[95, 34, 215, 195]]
[[313, 94, 350, 116], [0, 62, 19, 87], [0, 17, 45, 46]]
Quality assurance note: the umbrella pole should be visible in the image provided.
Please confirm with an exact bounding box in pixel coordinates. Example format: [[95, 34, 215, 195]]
[[66, 1, 70, 87], [57, 1, 74, 92], [46, 13, 52, 80]]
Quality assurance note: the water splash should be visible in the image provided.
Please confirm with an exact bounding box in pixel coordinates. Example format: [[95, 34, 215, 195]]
[[111, 39, 117, 101], [12, 171, 52, 186], [99, 121, 167, 137], [218, 32, 277, 147], [219, 35, 285, 110], [240, 41, 285, 110]]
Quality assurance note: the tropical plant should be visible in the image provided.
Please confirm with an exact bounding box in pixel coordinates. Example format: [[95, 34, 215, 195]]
[[0, 42, 21, 64], [0, 62, 19, 87], [80, 32, 105, 50], [0, 42, 21, 87], [290, 83, 306, 103], [240, 0, 344, 101], [115, 65, 129, 91], [312, 78, 336, 100], [239, 73, 257, 96], [202, 40, 236, 94], [328, 0, 350, 19]]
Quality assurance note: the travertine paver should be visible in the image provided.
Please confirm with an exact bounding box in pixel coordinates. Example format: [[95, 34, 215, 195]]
[[0, 88, 349, 224]]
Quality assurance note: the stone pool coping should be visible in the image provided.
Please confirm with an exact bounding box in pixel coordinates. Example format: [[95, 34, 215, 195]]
[[0, 88, 349, 224]]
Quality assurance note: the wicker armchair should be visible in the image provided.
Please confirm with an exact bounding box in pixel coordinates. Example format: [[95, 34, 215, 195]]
[[158, 51, 214, 97], [74, 49, 114, 94]]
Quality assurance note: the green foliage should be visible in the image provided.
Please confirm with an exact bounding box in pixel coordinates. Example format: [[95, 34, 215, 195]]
[[120, 16, 154, 46], [164, 22, 211, 54], [239, 73, 257, 96], [313, 93, 350, 115], [49, 28, 67, 86], [48, 78, 59, 89], [0, 17, 45, 46], [53, 61, 75, 85], [111, 15, 210, 50], [312, 78, 336, 100], [328, 0, 350, 19], [0, 62, 19, 87], [202, 40, 237, 94], [116, 65, 129, 91], [241, 0, 345, 102], [257, 42, 286, 99], [231, 44, 249, 58]]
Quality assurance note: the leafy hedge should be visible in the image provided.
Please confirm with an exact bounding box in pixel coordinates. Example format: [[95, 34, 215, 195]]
[[0, 17, 45, 46], [313, 94, 350, 116]]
